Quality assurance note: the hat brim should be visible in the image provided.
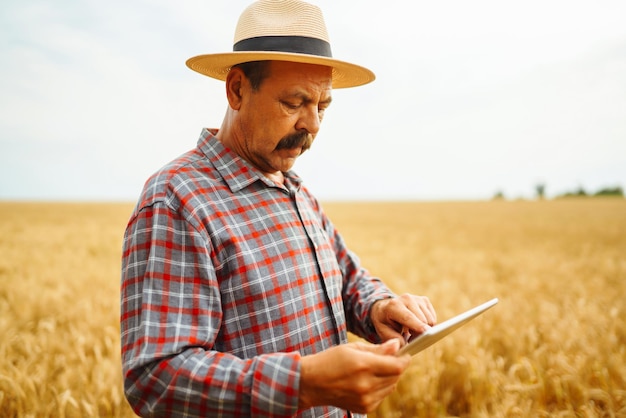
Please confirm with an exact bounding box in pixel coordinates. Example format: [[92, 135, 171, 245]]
[[186, 51, 375, 89]]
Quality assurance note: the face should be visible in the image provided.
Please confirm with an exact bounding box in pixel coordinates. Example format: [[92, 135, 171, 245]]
[[230, 61, 333, 175]]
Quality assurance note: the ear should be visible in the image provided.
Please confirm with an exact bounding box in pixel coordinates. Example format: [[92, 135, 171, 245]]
[[225, 67, 245, 110]]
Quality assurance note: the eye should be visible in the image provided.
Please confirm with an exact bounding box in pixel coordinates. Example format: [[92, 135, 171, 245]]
[[281, 100, 301, 110], [318, 102, 331, 118]]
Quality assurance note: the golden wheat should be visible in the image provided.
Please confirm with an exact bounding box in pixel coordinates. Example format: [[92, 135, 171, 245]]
[[0, 203, 133, 418], [0, 199, 624, 417]]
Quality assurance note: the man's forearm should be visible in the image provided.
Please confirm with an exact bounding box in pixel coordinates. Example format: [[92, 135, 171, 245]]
[[123, 349, 301, 417]]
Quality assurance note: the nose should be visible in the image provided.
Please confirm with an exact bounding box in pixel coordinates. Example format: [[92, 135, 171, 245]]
[[295, 105, 321, 135]]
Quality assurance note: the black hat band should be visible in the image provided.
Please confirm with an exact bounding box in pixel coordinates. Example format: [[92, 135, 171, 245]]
[[233, 35, 332, 58]]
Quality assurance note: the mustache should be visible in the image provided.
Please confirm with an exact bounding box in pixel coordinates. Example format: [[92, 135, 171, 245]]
[[275, 131, 313, 151]]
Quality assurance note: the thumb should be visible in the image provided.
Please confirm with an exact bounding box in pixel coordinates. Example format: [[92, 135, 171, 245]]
[[373, 338, 401, 356], [350, 339, 401, 356]]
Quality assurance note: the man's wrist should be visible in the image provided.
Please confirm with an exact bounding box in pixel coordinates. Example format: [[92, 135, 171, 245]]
[[298, 353, 319, 410], [366, 296, 394, 342]]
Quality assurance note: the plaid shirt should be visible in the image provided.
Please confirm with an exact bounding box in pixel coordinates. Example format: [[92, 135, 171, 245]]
[[121, 129, 395, 417]]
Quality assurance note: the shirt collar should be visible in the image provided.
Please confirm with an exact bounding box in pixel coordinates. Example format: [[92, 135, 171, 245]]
[[197, 128, 303, 193]]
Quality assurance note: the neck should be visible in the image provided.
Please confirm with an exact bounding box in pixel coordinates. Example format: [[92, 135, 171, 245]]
[[265, 171, 285, 186], [216, 111, 285, 187]]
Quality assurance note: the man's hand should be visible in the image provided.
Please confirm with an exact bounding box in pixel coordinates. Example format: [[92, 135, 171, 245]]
[[298, 339, 410, 414], [370, 294, 437, 344]]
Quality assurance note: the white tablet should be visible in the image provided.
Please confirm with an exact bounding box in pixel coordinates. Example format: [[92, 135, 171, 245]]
[[397, 298, 499, 356]]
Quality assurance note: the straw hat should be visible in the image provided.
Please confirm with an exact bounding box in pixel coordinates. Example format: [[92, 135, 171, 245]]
[[186, 0, 375, 88]]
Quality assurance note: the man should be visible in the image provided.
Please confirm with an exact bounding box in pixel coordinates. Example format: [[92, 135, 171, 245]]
[[120, 1, 436, 417]]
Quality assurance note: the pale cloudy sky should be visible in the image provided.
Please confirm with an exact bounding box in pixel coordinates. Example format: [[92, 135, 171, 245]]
[[1, 0, 625, 201]]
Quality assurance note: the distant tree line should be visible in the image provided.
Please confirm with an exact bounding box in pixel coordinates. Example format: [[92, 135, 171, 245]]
[[492, 184, 624, 200], [556, 185, 624, 198]]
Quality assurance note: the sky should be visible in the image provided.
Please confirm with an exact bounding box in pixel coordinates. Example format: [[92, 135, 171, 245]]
[[1, 0, 625, 201]]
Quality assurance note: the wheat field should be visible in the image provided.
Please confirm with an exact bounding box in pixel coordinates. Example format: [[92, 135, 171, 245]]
[[0, 199, 624, 417]]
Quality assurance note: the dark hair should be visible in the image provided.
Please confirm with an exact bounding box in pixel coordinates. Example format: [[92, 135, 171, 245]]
[[232, 61, 271, 91]]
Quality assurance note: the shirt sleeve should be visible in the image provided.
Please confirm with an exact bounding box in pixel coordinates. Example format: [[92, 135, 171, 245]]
[[120, 202, 301, 418], [312, 205, 397, 343]]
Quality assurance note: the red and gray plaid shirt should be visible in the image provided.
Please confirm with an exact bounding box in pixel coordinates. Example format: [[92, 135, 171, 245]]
[[121, 128, 395, 417]]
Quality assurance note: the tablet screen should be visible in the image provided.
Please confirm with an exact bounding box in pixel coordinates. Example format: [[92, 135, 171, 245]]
[[397, 298, 499, 356]]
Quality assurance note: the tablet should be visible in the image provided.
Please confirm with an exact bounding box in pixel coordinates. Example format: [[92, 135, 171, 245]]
[[397, 298, 499, 356]]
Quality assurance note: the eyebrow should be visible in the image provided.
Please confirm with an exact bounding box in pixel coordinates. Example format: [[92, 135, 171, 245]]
[[285, 90, 333, 107]]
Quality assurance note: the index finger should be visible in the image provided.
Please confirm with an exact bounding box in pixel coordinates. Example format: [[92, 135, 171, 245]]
[[399, 294, 437, 330]]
